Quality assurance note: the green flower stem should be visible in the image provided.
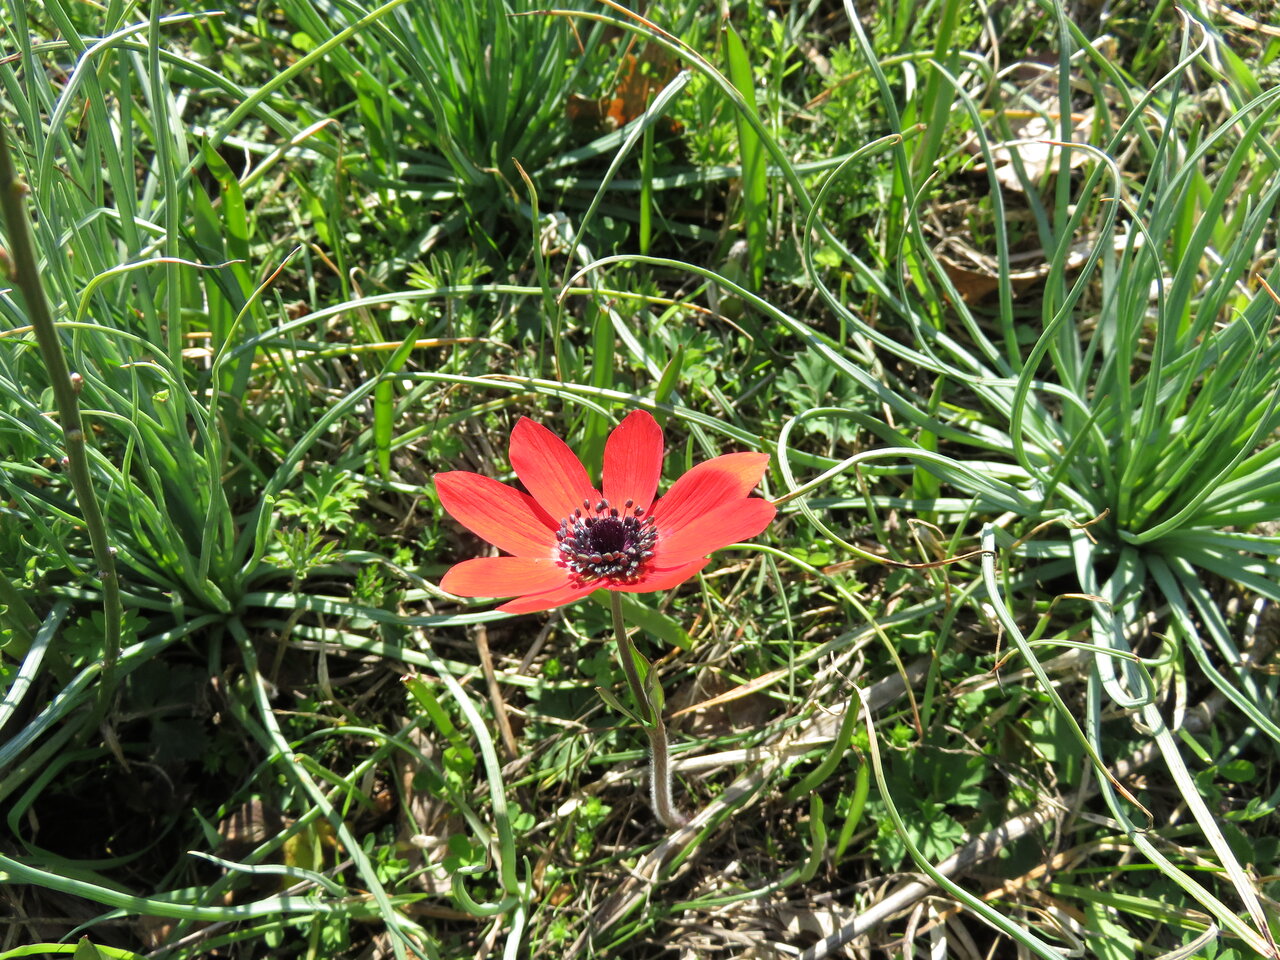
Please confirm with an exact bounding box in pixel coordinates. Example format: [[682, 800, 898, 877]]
[[609, 590, 687, 830], [0, 124, 122, 683]]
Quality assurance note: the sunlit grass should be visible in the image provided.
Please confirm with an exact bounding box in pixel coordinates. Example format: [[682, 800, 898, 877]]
[[1, 1, 1278, 958]]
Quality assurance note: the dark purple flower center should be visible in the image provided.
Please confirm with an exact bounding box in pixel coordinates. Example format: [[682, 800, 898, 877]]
[[555, 498, 657, 582]]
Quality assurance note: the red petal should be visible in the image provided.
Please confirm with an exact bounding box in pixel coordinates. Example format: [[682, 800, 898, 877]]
[[603, 409, 664, 512], [440, 557, 571, 598], [496, 579, 599, 614], [607, 558, 710, 592], [653, 498, 776, 565], [650, 452, 770, 532], [435, 472, 556, 558], [509, 418, 599, 521]]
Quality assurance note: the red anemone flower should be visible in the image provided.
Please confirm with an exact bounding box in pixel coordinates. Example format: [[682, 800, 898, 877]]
[[435, 410, 775, 614]]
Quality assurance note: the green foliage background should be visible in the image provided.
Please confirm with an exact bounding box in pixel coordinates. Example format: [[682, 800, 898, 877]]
[[1, 0, 1278, 957]]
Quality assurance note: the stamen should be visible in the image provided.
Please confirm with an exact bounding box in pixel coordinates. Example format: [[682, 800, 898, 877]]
[[553, 495, 660, 584]]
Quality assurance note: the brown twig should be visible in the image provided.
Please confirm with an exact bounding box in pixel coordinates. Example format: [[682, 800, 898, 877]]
[[473, 624, 519, 760]]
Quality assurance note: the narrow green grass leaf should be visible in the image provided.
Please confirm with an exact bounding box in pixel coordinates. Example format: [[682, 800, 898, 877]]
[[639, 119, 654, 254], [1048, 882, 1207, 929], [0, 942, 145, 960], [833, 759, 870, 859], [724, 22, 767, 289], [186, 851, 348, 896], [580, 303, 617, 472], [373, 321, 427, 478], [783, 689, 860, 804], [1150, 555, 1280, 744], [0, 602, 68, 735], [651, 344, 684, 428], [0, 849, 358, 922]]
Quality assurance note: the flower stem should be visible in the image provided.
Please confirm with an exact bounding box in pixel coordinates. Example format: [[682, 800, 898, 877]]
[[0, 123, 122, 690], [609, 590, 687, 830]]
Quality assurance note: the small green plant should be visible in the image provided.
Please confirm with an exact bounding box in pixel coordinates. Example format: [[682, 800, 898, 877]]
[[275, 466, 367, 531], [270, 467, 366, 584]]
